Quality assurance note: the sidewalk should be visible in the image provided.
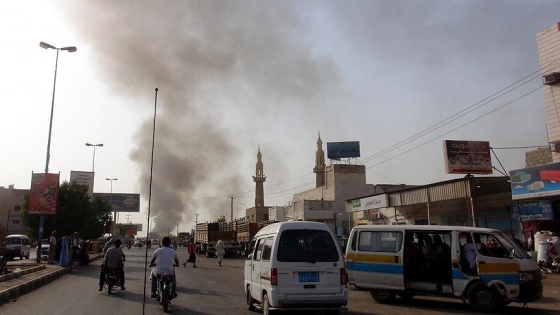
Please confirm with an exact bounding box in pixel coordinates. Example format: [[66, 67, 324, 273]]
[[0, 253, 103, 304]]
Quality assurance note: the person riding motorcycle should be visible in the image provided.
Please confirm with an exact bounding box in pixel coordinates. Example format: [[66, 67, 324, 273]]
[[149, 236, 179, 299], [99, 239, 126, 291]]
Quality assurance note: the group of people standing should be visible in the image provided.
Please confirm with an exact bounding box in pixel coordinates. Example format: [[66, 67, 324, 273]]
[[48, 230, 88, 267]]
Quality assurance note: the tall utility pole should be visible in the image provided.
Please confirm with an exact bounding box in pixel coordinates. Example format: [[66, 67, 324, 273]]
[[228, 194, 236, 222], [193, 213, 199, 239]]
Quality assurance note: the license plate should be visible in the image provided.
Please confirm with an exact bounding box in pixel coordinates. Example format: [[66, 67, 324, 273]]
[[298, 272, 319, 282]]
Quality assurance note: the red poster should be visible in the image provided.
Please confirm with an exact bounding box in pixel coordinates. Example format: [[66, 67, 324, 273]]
[[29, 173, 60, 215]]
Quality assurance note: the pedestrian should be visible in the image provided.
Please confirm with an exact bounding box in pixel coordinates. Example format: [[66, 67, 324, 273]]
[[72, 232, 79, 261], [59, 232, 71, 267], [183, 238, 197, 268], [48, 231, 57, 264], [79, 240, 90, 265], [215, 240, 225, 266]]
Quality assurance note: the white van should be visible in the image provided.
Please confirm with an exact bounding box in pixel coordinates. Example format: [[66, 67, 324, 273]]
[[244, 221, 347, 315], [346, 225, 543, 313], [4, 234, 31, 260]]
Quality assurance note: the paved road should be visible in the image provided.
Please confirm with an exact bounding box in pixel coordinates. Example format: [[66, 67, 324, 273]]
[[1, 247, 560, 314]]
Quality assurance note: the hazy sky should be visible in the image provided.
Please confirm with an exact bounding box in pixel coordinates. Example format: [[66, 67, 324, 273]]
[[1, 1, 558, 234]]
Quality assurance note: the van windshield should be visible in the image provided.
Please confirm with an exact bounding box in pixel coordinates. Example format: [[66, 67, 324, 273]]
[[277, 229, 339, 263], [6, 238, 21, 245]]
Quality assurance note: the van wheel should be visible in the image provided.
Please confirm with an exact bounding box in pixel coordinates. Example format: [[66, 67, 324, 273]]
[[467, 282, 503, 313], [246, 287, 256, 311], [263, 293, 274, 315], [370, 289, 397, 303]]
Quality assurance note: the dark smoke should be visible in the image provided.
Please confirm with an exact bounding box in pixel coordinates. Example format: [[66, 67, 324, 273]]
[[60, 2, 345, 232]]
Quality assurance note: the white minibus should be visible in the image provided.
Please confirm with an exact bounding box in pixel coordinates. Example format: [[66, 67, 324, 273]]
[[346, 225, 543, 313]]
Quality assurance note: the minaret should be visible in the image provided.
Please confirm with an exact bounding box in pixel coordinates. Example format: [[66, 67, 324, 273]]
[[253, 147, 266, 208], [313, 133, 326, 187]]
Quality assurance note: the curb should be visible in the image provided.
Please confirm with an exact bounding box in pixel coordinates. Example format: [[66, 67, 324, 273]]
[[0, 265, 72, 304], [0, 254, 103, 304], [0, 265, 46, 282]]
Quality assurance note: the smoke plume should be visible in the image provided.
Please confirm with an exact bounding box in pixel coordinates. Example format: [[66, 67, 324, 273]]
[[61, 1, 344, 232]]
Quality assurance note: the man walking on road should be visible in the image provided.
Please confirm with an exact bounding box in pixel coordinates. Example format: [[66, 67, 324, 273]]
[[183, 238, 197, 268]]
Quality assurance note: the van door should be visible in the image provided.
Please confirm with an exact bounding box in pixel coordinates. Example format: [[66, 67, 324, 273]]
[[250, 237, 267, 301], [473, 232, 520, 288], [347, 230, 404, 291], [275, 229, 343, 295]]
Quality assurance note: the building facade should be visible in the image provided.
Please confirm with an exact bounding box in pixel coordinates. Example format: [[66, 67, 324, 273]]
[[537, 22, 560, 161], [0, 185, 27, 235]]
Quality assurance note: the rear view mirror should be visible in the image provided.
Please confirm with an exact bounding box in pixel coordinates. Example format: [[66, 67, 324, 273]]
[[247, 253, 253, 260]]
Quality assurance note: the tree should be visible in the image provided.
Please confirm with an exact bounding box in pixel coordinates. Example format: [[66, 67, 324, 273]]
[[21, 181, 112, 241], [217, 215, 226, 223]]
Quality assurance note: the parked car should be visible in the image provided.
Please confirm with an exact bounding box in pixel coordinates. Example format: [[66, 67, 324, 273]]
[[36, 240, 50, 256], [4, 234, 31, 260]]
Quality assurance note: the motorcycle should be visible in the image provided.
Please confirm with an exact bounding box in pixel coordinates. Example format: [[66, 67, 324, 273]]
[[539, 244, 560, 274], [104, 267, 121, 295], [150, 265, 176, 313], [127, 243, 131, 249]]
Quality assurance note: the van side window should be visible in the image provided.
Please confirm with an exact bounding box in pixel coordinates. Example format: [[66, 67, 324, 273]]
[[262, 236, 274, 261], [475, 233, 509, 258], [254, 239, 265, 261], [358, 231, 402, 252]]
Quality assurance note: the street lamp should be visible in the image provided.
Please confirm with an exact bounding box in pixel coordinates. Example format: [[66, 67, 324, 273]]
[[85, 143, 103, 172], [106, 178, 118, 236], [37, 41, 76, 263]]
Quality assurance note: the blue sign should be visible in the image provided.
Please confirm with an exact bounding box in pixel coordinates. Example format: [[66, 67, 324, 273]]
[[509, 162, 560, 200], [327, 141, 360, 159]]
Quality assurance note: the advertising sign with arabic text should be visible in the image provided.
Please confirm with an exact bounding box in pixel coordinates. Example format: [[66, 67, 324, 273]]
[[29, 173, 60, 215], [443, 140, 492, 174]]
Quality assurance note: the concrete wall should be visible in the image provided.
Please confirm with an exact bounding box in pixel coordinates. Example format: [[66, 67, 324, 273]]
[[525, 147, 553, 167]]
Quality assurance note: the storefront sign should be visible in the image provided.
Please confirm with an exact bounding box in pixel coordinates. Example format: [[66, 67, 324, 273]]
[[352, 194, 388, 211], [512, 201, 554, 221]]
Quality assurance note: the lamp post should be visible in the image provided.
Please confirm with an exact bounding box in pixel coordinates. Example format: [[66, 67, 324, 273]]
[[106, 178, 118, 236], [37, 41, 76, 263], [85, 143, 103, 172]]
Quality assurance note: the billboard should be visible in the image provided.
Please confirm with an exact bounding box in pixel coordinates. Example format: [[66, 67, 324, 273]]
[[70, 171, 95, 199], [94, 193, 141, 212], [443, 140, 492, 174], [510, 162, 560, 200], [327, 141, 360, 160], [29, 173, 60, 215]]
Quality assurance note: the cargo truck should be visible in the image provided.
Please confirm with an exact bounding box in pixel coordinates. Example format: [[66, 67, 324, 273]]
[[195, 222, 239, 258]]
